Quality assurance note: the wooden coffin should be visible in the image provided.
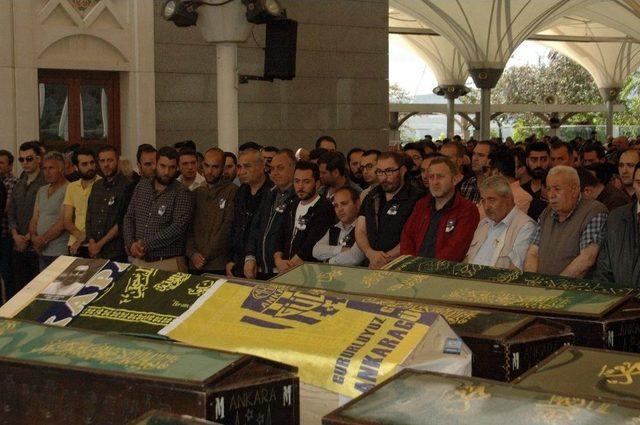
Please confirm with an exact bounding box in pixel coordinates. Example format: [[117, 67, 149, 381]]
[[514, 345, 640, 409], [129, 411, 221, 425], [384, 255, 634, 295], [273, 263, 640, 352], [164, 277, 472, 425], [244, 273, 573, 382], [0, 319, 299, 425], [322, 369, 640, 425]]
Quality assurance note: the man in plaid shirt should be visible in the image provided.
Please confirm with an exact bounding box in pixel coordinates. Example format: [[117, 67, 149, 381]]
[[0, 150, 16, 301], [123, 146, 194, 272], [524, 166, 608, 278]]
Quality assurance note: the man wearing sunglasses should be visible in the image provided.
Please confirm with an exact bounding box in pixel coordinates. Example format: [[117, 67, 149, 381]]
[[7, 141, 46, 297]]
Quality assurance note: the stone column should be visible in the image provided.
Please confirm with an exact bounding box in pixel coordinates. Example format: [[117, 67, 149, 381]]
[[433, 85, 469, 139], [469, 69, 503, 140], [599, 87, 621, 138]]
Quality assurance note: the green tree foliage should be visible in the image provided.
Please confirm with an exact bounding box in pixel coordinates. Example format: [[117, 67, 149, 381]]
[[459, 51, 640, 139]]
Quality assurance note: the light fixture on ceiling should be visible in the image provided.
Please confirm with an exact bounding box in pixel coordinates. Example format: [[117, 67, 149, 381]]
[[161, 0, 201, 27], [242, 0, 286, 24]]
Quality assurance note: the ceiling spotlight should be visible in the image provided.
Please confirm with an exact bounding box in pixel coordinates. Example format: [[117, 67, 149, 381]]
[[162, 0, 200, 27], [243, 0, 286, 24]]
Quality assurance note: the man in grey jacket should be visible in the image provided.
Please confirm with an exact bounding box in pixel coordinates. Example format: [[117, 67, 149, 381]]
[[595, 163, 640, 288]]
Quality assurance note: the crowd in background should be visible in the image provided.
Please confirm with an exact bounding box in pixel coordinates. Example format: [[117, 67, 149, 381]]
[[0, 131, 639, 303]]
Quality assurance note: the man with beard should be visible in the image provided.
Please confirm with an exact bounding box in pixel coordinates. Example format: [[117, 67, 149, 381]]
[[63, 146, 101, 257], [136, 144, 157, 180], [440, 141, 480, 203], [124, 147, 194, 272], [318, 151, 361, 200], [274, 161, 335, 273], [359, 149, 381, 201], [347, 148, 365, 188], [356, 152, 423, 269], [522, 142, 551, 220], [618, 149, 640, 200], [401, 157, 479, 262], [187, 148, 237, 275], [84, 145, 134, 261], [226, 150, 273, 277], [223, 152, 239, 185], [245, 149, 297, 279]]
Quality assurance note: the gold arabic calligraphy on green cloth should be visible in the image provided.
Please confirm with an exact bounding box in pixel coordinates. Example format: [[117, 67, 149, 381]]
[[273, 263, 625, 316]]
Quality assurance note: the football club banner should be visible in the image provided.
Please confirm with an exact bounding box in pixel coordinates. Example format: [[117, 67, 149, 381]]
[[161, 279, 463, 398]]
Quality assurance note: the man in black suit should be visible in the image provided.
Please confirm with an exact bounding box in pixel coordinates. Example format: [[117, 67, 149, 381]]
[[274, 161, 335, 273]]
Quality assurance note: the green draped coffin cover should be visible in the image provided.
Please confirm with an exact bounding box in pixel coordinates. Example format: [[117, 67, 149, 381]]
[[515, 346, 640, 409], [323, 369, 640, 425], [0, 319, 299, 425], [273, 263, 640, 352]]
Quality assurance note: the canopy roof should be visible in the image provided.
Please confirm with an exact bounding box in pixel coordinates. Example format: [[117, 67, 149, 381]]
[[390, 0, 640, 94]]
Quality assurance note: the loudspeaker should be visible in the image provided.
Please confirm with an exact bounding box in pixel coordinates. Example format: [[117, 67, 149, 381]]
[[264, 19, 297, 80]]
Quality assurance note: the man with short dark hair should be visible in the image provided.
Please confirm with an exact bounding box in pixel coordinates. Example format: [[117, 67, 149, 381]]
[[524, 166, 608, 277], [245, 149, 297, 279], [85, 146, 133, 261], [0, 149, 16, 297], [239, 141, 263, 153], [582, 143, 606, 166], [419, 153, 444, 190], [595, 163, 640, 287], [177, 148, 204, 191], [187, 148, 237, 274], [522, 142, 551, 220], [488, 150, 532, 214], [440, 141, 480, 203], [223, 151, 239, 184], [313, 187, 365, 265], [347, 148, 365, 188], [124, 147, 194, 272], [318, 151, 361, 200], [63, 146, 100, 257], [136, 144, 157, 179], [29, 152, 69, 270], [359, 149, 380, 201], [261, 146, 279, 174], [226, 150, 273, 277], [274, 161, 335, 272], [356, 152, 422, 269], [471, 140, 494, 184], [401, 156, 479, 262], [580, 164, 629, 212], [315, 135, 337, 151], [550, 141, 575, 167], [8, 141, 46, 294]]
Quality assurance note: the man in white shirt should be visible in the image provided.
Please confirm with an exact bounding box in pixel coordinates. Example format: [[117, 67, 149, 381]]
[[465, 176, 537, 270], [313, 187, 365, 265]]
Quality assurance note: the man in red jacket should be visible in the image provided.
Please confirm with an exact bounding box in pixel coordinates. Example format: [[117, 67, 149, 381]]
[[400, 156, 479, 261]]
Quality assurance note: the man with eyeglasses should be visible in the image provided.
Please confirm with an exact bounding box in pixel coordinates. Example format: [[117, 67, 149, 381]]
[[8, 141, 46, 296], [358, 149, 380, 201], [356, 152, 422, 269]]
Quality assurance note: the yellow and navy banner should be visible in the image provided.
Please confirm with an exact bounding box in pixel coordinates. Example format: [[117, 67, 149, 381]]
[[161, 279, 438, 398]]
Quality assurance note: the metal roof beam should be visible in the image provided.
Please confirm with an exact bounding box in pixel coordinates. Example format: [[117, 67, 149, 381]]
[[389, 27, 637, 43], [390, 103, 626, 113]]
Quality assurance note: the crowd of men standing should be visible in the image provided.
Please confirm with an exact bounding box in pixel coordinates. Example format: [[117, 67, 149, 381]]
[[0, 132, 638, 303]]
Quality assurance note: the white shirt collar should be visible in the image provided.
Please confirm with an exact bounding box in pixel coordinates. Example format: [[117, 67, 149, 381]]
[[488, 205, 519, 228]]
